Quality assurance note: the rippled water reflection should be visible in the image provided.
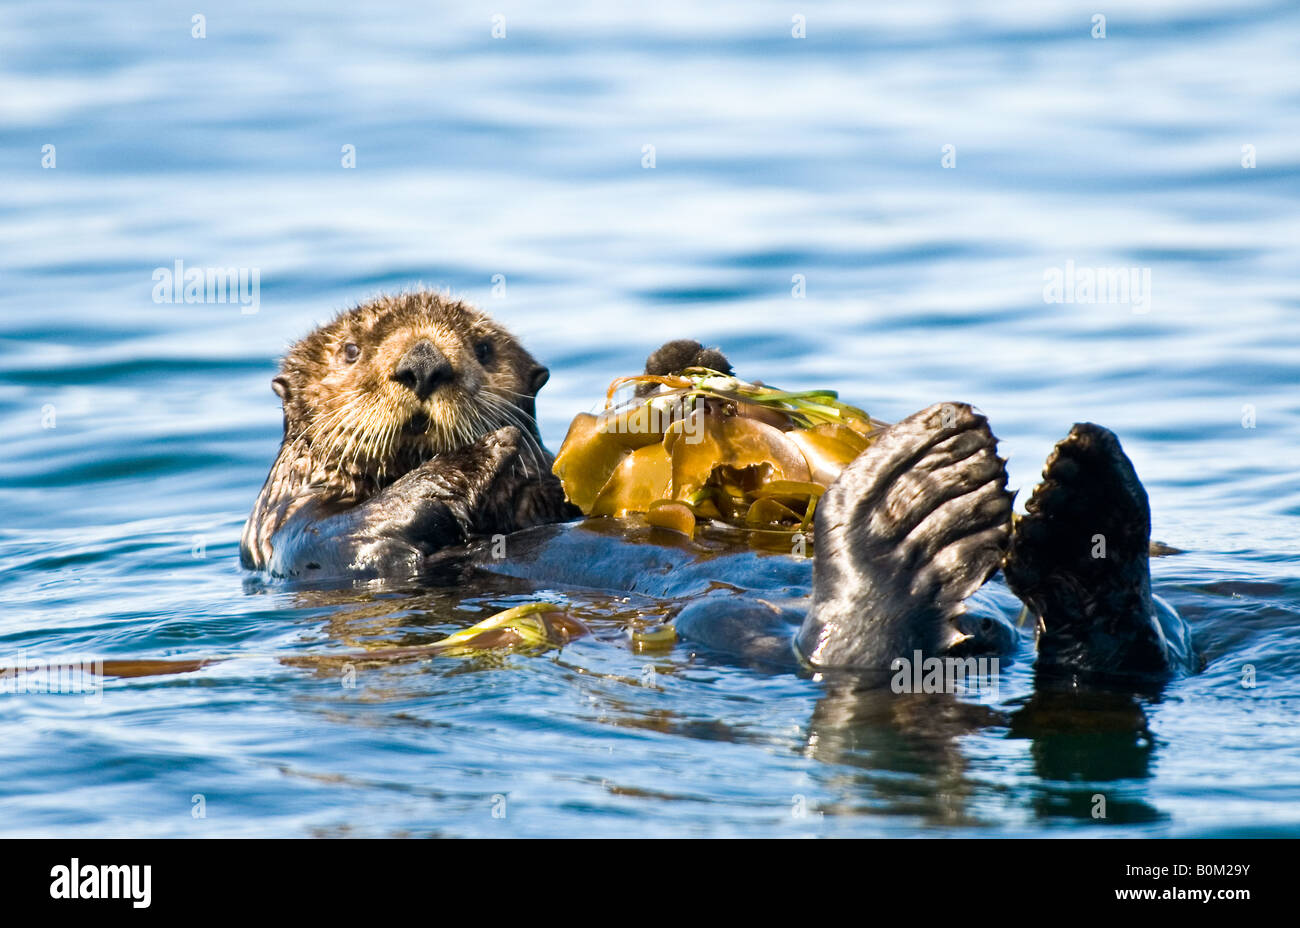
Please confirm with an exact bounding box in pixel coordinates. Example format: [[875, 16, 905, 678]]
[[1, 0, 1297, 836]]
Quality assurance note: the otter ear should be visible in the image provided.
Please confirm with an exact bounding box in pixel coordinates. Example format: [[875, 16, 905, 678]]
[[272, 376, 291, 402], [528, 365, 550, 395]]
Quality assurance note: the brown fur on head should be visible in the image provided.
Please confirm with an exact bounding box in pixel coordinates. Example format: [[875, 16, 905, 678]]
[[273, 291, 550, 501]]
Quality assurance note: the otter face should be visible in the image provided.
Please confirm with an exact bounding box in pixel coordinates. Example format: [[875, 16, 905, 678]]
[[274, 291, 549, 494]]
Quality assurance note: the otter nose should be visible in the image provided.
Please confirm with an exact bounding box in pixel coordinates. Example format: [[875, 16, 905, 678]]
[[393, 339, 454, 399]]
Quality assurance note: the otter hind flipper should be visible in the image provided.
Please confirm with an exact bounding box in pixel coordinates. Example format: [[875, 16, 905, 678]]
[[796, 402, 1013, 670], [1004, 423, 1195, 678]]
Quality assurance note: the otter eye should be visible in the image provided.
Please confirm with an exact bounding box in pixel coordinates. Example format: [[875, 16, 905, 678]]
[[474, 339, 493, 364], [342, 343, 360, 363]]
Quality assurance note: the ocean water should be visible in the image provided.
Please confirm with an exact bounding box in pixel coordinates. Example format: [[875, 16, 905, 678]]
[[1, 0, 1298, 837]]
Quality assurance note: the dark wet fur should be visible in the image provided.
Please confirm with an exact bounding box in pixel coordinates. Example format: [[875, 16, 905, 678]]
[[797, 403, 1013, 668], [635, 339, 733, 396], [1003, 424, 1196, 678], [794, 408, 1193, 679], [264, 425, 575, 579]]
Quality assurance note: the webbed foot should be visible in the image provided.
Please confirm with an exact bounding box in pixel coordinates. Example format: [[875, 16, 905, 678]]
[[1004, 424, 1193, 678], [797, 402, 1013, 670]]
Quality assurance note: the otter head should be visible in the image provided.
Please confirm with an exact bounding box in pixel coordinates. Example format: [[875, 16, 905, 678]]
[[273, 291, 549, 498]]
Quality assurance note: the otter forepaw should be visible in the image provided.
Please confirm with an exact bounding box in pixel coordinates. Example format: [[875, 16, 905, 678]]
[[356, 426, 522, 550]]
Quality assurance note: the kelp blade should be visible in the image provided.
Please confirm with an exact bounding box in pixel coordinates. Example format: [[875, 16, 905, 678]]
[[553, 369, 883, 537]]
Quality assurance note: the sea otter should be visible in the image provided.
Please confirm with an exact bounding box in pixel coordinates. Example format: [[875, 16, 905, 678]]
[[240, 291, 575, 578], [242, 292, 1196, 680]]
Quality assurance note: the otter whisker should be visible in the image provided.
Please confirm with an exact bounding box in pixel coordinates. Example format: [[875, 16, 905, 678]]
[[479, 394, 527, 471], [506, 409, 550, 481], [491, 402, 543, 477], [486, 386, 534, 401], [310, 391, 369, 449], [307, 396, 362, 450], [481, 393, 548, 481]]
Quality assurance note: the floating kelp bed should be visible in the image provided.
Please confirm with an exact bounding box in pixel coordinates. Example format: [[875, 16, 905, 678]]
[[552, 368, 888, 539]]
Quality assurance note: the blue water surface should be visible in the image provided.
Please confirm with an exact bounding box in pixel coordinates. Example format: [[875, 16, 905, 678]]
[[0, 0, 1297, 836]]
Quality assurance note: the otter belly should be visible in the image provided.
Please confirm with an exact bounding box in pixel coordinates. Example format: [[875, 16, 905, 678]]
[[469, 518, 1021, 671]]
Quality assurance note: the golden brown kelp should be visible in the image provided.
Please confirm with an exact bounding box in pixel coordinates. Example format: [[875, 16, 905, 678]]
[[552, 368, 886, 537]]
